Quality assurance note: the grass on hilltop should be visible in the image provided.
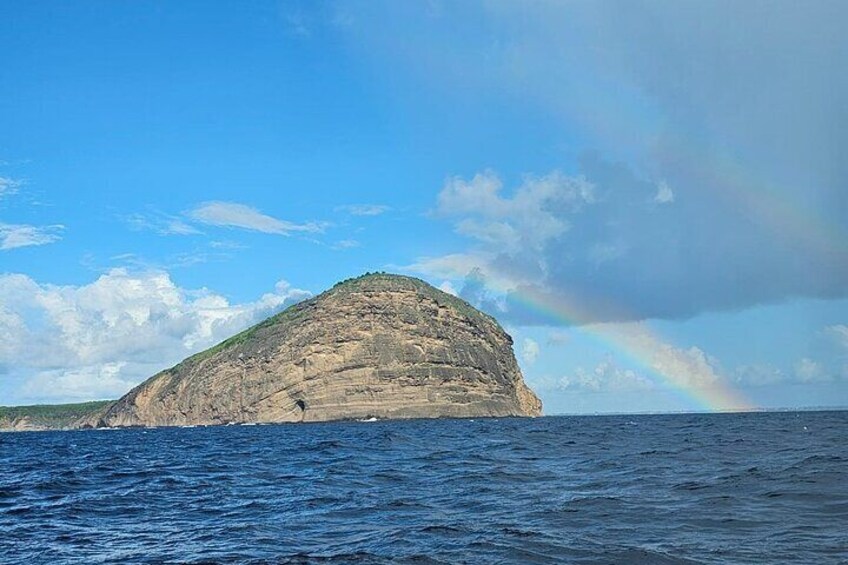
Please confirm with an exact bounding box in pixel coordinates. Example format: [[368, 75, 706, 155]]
[[0, 400, 113, 427]]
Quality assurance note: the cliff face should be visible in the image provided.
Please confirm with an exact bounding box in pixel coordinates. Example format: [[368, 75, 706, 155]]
[[96, 274, 541, 427], [0, 416, 41, 432]]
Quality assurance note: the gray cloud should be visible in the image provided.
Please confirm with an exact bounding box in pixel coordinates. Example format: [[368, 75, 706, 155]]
[[440, 158, 847, 323], [366, 1, 848, 322]]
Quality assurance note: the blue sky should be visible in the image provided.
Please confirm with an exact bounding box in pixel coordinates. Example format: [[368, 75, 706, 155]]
[[1, 1, 846, 412]]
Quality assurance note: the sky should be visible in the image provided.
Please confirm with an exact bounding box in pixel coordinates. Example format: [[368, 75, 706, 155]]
[[1, 1, 846, 413]]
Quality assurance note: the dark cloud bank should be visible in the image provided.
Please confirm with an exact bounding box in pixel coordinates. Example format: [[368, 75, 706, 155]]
[[364, 1, 848, 324]]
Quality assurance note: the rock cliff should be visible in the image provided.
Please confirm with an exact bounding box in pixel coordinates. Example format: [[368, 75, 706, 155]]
[[94, 273, 541, 427]]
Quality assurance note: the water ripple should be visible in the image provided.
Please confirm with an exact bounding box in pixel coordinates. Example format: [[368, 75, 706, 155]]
[[1, 411, 846, 564]]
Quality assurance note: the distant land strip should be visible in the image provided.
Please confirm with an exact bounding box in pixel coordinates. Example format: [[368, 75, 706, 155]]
[[0, 401, 113, 432]]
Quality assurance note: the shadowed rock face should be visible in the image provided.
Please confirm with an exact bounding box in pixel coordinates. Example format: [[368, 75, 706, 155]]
[[94, 274, 542, 427]]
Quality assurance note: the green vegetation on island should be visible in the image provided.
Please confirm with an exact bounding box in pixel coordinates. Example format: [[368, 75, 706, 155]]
[[0, 400, 113, 430]]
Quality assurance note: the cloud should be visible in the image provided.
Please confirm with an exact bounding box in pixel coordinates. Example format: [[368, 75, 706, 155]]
[[336, 204, 391, 216], [438, 281, 458, 296], [546, 322, 766, 393], [599, 322, 725, 389], [732, 364, 785, 387], [96, 246, 238, 273], [402, 253, 507, 285], [824, 325, 848, 351], [344, 2, 848, 323], [125, 212, 202, 236], [188, 201, 324, 235], [747, 325, 848, 387], [126, 202, 328, 240], [0, 177, 22, 198], [0, 223, 64, 250], [435, 171, 593, 254], [209, 240, 246, 250], [794, 357, 829, 383], [558, 358, 654, 393], [654, 181, 674, 204], [546, 330, 570, 346], [651, 344, 721, 388], [332, 239, 360, 250], [20, 363, 137, 402], [0, 269, 311, 403], [727, 326, 848, 387], [413, 161, 848, 323], [520, 338, 540, 365]]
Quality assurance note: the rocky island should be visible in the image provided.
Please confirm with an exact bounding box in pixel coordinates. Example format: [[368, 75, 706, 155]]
[[3, 273, 541, 431]]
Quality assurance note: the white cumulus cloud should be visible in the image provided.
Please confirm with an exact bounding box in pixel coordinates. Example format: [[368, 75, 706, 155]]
[[0, 269, 311, 403], [558, 358, 654, 393], [530, 324, 732, 395], [606, 322, 724, 389], [435, 170, 593, 254]]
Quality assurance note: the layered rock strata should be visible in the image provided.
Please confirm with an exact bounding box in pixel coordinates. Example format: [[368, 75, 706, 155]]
[[94, 273, 542, 427]]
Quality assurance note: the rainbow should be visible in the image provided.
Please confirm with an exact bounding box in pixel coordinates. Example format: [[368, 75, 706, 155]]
[[659, 130, 848, 265], [480, 274, 754, 412]]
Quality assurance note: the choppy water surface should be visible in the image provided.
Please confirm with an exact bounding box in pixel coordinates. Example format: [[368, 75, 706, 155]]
[[1, 411, 846, 564]]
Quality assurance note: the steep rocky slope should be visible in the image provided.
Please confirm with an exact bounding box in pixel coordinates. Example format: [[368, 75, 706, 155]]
[[92, 273, 541, 427]]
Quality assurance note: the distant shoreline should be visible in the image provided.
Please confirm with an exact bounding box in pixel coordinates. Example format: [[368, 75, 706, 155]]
[[2, 403, 845, 433]]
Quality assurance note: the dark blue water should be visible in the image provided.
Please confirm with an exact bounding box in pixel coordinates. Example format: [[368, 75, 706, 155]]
[[1, 412, 846, 564]]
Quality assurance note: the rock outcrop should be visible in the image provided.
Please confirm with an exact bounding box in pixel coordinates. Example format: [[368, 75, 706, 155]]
[[0, 415, 41, 432], [94, 273, 541, 427]]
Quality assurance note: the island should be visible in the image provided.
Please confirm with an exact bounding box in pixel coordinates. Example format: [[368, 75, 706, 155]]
[[2, 273, 542, 431]]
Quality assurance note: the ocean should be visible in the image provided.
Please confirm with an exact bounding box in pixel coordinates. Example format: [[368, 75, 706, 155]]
[[1, 411, 845, 564]]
